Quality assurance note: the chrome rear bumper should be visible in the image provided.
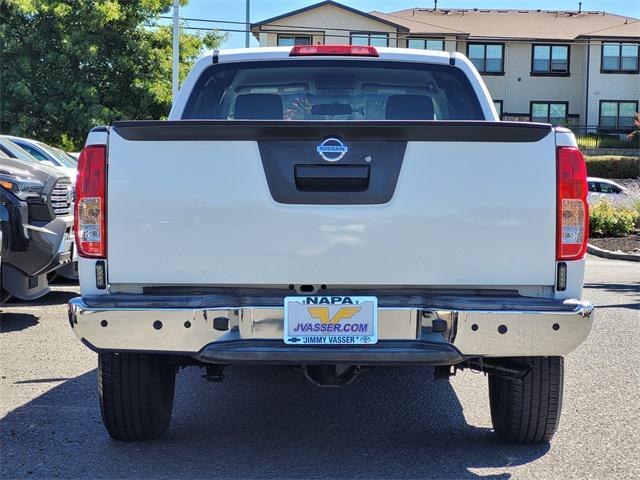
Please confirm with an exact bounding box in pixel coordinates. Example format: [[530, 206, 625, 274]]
[[68, 297, 594, 363]]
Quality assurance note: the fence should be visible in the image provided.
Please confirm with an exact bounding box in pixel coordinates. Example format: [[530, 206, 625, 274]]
[[567, 125, 639, 150]]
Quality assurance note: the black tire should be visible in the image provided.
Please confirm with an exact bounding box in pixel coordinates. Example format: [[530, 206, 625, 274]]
[[0, 289, 11, 304], [98, 353, 176, 441], [488, 356, 563, 444], [1, 263, 10, 304]]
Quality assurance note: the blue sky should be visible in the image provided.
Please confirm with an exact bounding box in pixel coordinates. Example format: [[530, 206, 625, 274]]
[[171, 0, 640, 48]]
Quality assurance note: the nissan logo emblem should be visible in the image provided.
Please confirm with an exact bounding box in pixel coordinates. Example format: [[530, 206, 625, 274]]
[[316, 137, 348, 162]]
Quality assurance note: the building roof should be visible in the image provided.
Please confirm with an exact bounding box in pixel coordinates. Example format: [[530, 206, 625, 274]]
[[250, 2, 640, 41], [251, 0, 409, 32], [371, 8, 640, 40]]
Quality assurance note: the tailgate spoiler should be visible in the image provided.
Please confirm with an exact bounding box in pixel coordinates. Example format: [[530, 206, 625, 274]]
[[110, 120, 552, 142]]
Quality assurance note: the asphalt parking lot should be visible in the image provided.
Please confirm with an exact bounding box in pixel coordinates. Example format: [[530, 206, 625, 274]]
[[1, 256, 638, 480]]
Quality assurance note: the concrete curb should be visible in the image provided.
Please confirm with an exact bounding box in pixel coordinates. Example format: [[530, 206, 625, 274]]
[[587, 243, 640, 262]]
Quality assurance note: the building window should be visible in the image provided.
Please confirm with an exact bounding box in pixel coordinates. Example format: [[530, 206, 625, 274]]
[[407, 38, 445, 51], [467, 43, 504, 74], [599, 101, 638, 129], [350, 32, 388, 47], [493, 100, 503, 119], [277, 35, 312, 47], [532, 45, 570, 74], [530, 102, 568, 124], [601, 43, 639, 72]]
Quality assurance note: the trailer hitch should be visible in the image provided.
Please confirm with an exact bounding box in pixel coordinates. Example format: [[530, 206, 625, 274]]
[[202, 364, 226, 382], [300, 365, 368, 387]]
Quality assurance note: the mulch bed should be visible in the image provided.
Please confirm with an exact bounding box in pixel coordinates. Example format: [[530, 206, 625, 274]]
[[590, 233, 640, 255]]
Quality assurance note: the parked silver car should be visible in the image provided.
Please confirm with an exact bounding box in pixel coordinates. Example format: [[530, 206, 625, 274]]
[[2, 135, 77, 181], [587, 177, 629, 204]]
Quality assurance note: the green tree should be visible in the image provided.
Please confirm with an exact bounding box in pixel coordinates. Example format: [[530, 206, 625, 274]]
[[0, 0, 225, 150]]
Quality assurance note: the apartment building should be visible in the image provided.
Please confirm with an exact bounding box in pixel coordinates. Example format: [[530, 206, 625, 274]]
[[250, 1, 640, 130]]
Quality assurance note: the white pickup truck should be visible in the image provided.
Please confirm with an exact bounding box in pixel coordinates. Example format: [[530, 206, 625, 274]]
[[68, 45, 594, 443]]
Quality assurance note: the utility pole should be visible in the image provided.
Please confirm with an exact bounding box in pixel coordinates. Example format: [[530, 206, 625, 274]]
[[245, 0, 250, 48], [172, 0, 180, 103]]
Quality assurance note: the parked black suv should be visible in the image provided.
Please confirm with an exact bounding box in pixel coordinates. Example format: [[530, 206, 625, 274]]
[[0, 152, 74, 301]]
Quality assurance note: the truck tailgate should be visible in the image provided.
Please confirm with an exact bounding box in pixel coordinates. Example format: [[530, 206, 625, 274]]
[[106, 122, 557, 287]]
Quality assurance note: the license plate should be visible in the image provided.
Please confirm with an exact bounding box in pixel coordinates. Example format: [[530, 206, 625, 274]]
[[284, 296, 378, 345]]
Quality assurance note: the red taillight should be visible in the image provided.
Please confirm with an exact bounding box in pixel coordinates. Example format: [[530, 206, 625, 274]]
[[75, 145, 106, 258], [556, 146, 588, 260], [289, 45, 379, 57]]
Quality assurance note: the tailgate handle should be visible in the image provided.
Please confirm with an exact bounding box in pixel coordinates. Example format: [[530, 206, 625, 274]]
[[294, 165, 370, 192]]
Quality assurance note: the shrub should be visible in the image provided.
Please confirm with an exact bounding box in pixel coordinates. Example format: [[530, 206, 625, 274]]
[[623, 183, 640, 227], [589, 198, 639, 236], [585, 156, 640, 179], [577, 134, 639, 149]]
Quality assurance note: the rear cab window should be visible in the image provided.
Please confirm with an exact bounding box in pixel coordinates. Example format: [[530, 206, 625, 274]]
[[182, 60, 484, 121]]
